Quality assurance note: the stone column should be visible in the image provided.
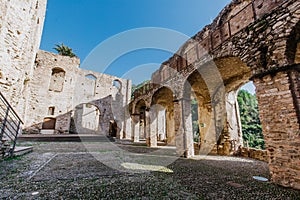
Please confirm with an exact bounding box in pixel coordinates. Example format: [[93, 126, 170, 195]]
[[197, 102, 215, 154], [254, 69, 300, 190], [145, 108, 151, 146], [149, 107, 158, 147], [116, 121, 122, 139], [113, 93, 123, 139], [166, 110, 175, 145], [157, 109, 166, 141], [224, 91, 243, 154], [131, 114, 140, 142], [123, 105, 132, 139], [139, 119, 145, 139], [174, 98, 194, 158]]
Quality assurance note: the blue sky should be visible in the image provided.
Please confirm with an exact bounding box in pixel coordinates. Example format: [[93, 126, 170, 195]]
[[40, 0, 255, 94]]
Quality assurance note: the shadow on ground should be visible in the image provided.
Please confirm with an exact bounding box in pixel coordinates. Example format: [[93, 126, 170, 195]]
[[0, 141, 299, 199]]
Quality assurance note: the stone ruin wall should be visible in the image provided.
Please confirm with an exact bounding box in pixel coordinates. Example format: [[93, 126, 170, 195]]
[[0, 0, 47, 119], [133, 0, 300, 189], [0, 0, 132, 137], [254, 71, 300, 189], [24, 50, 80, 133], [151, 0, 287, 84], [24, 50, 132, 136]]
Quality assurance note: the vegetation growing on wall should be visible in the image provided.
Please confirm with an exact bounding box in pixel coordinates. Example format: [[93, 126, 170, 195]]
[[131, 80, 150, 98], [54, 43, 77, 58]]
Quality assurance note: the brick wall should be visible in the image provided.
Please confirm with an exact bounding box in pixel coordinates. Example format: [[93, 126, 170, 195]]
[[254, 70, 300, 189]]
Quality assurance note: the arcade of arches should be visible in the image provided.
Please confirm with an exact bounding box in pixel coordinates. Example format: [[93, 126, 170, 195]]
[[130, 0, 300, 189], [1, 0, 299, 192]]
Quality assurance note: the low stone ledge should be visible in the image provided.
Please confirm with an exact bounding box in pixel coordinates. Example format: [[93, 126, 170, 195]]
[[238, 147, 268, 162]]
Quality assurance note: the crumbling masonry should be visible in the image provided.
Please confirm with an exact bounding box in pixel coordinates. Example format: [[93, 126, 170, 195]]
[[0, 0, 299, 190], [130, 0, 300, 189], [0, 0, 131, 139]]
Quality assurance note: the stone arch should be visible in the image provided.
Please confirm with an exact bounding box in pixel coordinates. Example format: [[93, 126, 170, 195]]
[[183, 56, 252, 155], [134, 99, 147, 140], [112, 79, 122, 90], [185, 67, 215, 155], [213, 56, 252, 155], [134, 99, 146, 113], [128, 0, 300, 189], [213, 57, 251, 92], [151, 86, 175, 145], [49, 67, 65, 92], [151, 86, 174, 107], [286, 20, 300, 64], [85, 74, 97, 80], [132, 98, 148, 114]]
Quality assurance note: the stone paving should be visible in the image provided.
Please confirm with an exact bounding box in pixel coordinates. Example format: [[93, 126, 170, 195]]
[[0, 140, 299, 199]]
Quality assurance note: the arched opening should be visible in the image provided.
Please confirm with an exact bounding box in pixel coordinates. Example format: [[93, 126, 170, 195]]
[[85, 74, 97, 80], [151, 87, 175, 145], [286, 21, 300, 64], [238, 82, 265, 150], [84, 74, 97, 96], [186, 57, 253, 155], [109, 120, 118, 137], [49, 68, 65, 92], [186, 68, 214, 155], [134, 99, 147, 140], [73, 103, 100, 134], [113, 79, 122, 90], [191, 94, 199, 145], [213, 57, 252, 155]]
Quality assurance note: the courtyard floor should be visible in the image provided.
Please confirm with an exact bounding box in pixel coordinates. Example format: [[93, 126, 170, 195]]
[[0, 139, 300, 199]]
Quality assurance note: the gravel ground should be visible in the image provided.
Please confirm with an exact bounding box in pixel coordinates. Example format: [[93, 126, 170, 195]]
[[0, 141, 299, 200]]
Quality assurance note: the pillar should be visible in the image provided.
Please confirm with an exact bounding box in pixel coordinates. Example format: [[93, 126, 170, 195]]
[[139, 119, 145, 139], [198, 102, 216, 154], [131, 114, 140, 142], [149, 106, 158, 147], [224, 91, 243, 154], [166, 110, 175, 145], [145, 108, 151, 146], [157, 109, 166, 141], [254, 68, 300, 190], [174, 98, 194, 158], [123, 105, 132, 139]]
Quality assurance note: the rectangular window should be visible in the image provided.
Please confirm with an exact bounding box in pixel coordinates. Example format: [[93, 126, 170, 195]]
[[48, 106, 55, 115]]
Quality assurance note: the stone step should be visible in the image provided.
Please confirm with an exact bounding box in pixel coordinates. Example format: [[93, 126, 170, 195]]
[[18, 134, 114, 142], [40, 129, 55, 134], [13, 146, 33, 156]]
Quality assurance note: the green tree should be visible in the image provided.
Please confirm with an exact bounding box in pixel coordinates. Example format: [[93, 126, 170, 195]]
[[237, 89, 265, 149], [191, 99, 199, 142], [53, 43, 76, 58]]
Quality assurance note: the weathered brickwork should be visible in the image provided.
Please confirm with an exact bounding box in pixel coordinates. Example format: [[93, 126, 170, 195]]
[[131, 0, 300, 189], [239, 147, 268, 162], [0, 0, 47, 119], [254, 70, 300, 189], [1, 0, 299, 191]]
